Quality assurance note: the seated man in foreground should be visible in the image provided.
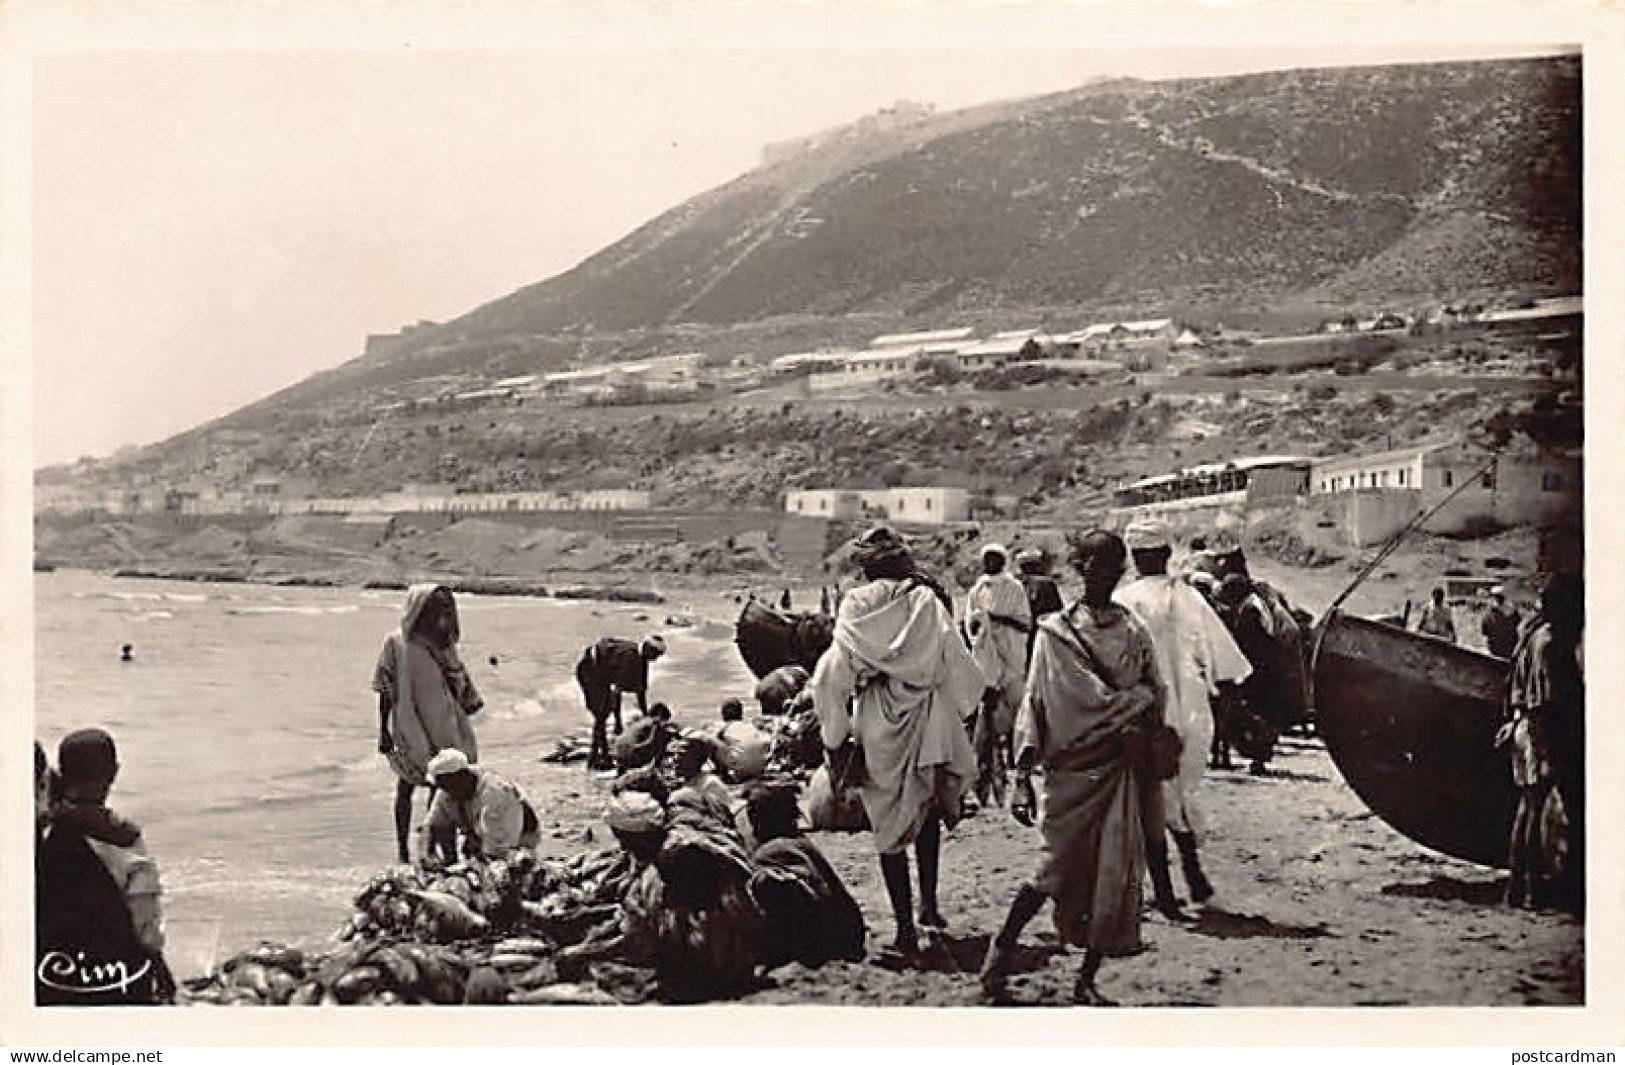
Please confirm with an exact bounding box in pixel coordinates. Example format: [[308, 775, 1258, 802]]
[[421, 748, 540, 863], [744, 777, 867, 970]]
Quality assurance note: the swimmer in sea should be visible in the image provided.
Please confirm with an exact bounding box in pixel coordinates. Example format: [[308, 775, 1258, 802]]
[[120, 644, 134, 663]]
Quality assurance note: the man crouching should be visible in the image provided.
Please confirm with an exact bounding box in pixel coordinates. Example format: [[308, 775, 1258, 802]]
[[421, 749, 540, 863]]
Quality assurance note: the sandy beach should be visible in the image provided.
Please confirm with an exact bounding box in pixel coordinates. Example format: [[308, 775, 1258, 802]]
[[35, 554, 1583, 1008], [490, 733, 1584, 1008]]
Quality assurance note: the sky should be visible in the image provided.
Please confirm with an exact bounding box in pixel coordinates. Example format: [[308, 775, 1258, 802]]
[[24, 11, 1582, 468]]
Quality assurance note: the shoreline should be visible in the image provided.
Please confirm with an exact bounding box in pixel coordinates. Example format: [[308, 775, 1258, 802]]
[[64, 564, 671, 606], [34, 561, 1582, 1006]]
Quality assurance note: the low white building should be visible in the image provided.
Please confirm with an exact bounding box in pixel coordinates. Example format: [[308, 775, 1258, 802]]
[[784, 486, 969, 526], [808, 348, 918, 391], [949, 336, 1034, 371], [869, 327, 973, 349], [785, 489, 866, 520], [1310, 439, 1580, 544], [771, 351, 852, 374], [884, 486, 970, 525]]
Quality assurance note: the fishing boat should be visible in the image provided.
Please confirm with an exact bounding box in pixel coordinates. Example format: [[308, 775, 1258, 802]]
[[1310, 609, 1513, 868], [734, 600, 833, 679]]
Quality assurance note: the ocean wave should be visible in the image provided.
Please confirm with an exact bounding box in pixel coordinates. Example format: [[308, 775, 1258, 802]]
[[225, 604, 361, 616], [502, 678, 582, 719], [135, 610, 175, 622]]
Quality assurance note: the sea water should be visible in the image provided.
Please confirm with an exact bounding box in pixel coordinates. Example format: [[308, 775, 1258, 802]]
[[33, 570, 755, 956]]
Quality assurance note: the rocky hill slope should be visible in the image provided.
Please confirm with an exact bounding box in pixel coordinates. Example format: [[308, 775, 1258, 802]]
[[221, 55, 1579, 424]]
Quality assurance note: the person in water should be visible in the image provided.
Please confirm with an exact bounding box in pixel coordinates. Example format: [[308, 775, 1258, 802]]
[[372, 584, 484, 864], [120, 644, 133, 663], [576, 635, 667, 771]]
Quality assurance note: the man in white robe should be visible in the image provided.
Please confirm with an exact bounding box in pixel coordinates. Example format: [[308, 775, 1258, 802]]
[[1116, 518, 1252, 910], [963, 542, 1033, 805], [811, 525, 980, 957]]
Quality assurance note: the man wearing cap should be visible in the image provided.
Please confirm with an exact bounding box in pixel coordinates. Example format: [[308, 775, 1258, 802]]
[[963, 542, 1033, 807], [1481, 587, 1522, 659], [421, 749, 540, 862], [1115, 518, 1252, 914], [36, 728, 174, 1005], [575, 634, 668, 771]]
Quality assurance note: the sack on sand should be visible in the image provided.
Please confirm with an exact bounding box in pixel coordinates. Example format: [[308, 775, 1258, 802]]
[[805, 766, 869, 832]]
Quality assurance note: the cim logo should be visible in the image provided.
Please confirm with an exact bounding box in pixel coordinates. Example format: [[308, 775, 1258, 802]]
[[37, 949, 152, 996]]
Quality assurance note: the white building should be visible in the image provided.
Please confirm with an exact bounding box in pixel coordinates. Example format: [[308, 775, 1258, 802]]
[[884, 487, 970, 524], [1480, 296, 1584, 324], [784, 486, 970, 526], [771, 351, 852, 374], [785, 489, 867, 520], [807, 348, 919, 391], [949, 336, 1034, 370], [1108, 456, 1313, 531], [869, 327, 973, 348], [1310, 439, 1580, 544]]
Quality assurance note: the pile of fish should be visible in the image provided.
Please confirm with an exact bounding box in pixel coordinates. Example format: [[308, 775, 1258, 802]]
[[179, 847, 647, 1007]]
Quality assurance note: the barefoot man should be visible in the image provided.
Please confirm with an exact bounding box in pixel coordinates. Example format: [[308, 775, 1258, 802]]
[[980, 529, 1166, 1006]]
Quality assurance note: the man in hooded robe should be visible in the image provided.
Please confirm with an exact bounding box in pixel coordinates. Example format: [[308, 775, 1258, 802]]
[[744, 777, 867, 970], [1115, 518, 1251, 913], [373, 584, 483, 864], [810, 525, 980, 958]]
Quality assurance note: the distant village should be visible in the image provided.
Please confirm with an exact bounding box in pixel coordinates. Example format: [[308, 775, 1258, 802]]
[[35, 294, 1581, 551]]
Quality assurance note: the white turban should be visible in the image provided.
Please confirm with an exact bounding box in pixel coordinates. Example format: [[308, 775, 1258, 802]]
[[606, 791, 666, 834], [1124, 518, 1172, 551], [426, 748, 472, 780]]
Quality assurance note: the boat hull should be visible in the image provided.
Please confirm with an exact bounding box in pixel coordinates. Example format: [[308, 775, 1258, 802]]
[[734, 602, 833, 679], [1311, 610, 1513, 868]]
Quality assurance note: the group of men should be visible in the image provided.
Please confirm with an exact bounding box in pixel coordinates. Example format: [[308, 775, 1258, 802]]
[[1416, 583, 1525, 660], [784, 520, 1277, 1004]]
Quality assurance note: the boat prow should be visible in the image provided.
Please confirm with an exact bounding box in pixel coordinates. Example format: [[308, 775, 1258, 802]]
[[1310, 609, 1513, 868]]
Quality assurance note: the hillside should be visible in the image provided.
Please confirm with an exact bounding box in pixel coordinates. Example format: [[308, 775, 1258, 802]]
[[455, 56, 1576, 328], [38, 54, 1582, 525], [216, 54, 1579, 425]]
